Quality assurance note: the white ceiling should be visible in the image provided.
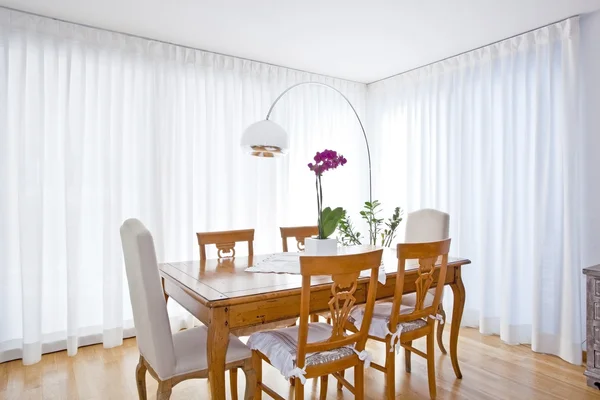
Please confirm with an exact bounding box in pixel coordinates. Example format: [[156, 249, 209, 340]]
[[2, 0, 600, 83]]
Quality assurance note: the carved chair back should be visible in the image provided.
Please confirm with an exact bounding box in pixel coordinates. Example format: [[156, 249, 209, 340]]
[[280, 226, 318, 252], [390, 239, 451, 328], [196, 229, 254, 260], [296, 249, 383, 370]]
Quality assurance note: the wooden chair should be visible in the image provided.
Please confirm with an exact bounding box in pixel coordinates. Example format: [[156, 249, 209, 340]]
[[247, 249, 384, 400], [346, 239, 451, 399], [280, 226, 328, 327], [196, 228, 254, 260], [280, 226, 318, 252], [196, 227, 294, 396], [402, 209, 450, 353], [120, 219, 255, 400]]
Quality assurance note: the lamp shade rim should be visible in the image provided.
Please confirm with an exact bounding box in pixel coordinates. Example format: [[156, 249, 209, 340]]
[[241, 119, 289, 158]]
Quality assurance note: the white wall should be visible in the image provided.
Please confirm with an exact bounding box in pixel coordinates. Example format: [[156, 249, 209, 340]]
[[581, 10, 600, 268], [580, 10, 600, 351]]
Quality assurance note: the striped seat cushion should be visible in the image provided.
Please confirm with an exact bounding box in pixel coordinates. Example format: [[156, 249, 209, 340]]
[[247, 322, 355, 379], [348, 302, 426, 339]]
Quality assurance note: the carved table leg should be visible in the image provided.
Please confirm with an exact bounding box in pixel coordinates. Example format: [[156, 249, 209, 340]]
[[208, 307, 230, 400], [449, 266, 465, 379]]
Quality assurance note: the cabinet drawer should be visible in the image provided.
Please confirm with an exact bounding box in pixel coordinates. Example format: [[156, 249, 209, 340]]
[[595, 302, 600, 321], [594, 325, 600, 343]]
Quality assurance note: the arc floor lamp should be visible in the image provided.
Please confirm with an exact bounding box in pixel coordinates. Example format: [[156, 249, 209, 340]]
[[241, 81, 373, 203]]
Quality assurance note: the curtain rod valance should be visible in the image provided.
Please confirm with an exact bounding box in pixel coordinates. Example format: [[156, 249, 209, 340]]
[[368, 16, 580, 88], [0, 7, 365, 89]]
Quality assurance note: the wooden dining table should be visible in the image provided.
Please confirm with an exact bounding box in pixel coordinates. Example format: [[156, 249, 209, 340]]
[[158, 246, 471, 400]]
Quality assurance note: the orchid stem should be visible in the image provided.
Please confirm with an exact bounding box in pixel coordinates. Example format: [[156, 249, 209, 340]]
[[316, 175, 322, 239]]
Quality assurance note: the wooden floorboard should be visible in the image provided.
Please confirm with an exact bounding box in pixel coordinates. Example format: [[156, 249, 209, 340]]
[[1, 327, 598, 399]]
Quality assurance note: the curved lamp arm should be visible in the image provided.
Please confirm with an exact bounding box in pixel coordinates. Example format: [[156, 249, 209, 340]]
[[266, 81, 372, 204]]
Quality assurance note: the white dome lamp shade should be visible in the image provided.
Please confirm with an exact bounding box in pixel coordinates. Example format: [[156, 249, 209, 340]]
[[241, 120, 289, 158]]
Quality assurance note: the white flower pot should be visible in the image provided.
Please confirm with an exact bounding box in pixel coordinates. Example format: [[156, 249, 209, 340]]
[[304, 237, 338, 255]]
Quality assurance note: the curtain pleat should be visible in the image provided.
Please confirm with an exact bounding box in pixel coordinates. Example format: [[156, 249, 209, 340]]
[[367, 17, 583, 364], [0, 7, 368, 364]]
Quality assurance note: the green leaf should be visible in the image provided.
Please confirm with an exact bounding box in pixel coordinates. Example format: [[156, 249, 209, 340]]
[[321, 206, 344, 238], [321, 206, 332, 223]]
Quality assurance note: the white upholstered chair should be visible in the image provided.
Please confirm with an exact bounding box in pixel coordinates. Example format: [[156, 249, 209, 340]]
[[120, 219, 255, 400], [401, 209, 450, 353]]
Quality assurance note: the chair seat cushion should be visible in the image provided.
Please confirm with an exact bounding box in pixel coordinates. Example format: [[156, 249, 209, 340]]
[[247, 322, 354, 379], [171, 326, 251, 377], [231, 318, 298, 337], [348, 302, 426, 339], [401, 289, 444, 308]]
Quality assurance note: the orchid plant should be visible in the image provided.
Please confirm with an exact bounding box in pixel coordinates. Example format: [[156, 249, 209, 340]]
[[308, 149, 347, 239]]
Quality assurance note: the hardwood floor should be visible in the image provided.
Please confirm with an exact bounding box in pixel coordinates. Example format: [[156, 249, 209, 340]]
[[1, 327, 598, 400]]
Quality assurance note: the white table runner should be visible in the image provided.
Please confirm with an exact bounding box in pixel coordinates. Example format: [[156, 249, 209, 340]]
[[246, 252, 387, 285]]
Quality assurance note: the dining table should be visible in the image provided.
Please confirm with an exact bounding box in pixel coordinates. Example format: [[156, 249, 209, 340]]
[[158, 245, 471, 400]]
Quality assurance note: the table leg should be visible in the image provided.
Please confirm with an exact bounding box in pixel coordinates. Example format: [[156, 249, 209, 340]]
[[208, 307, 230, 400], [449, 266, 465, 379]]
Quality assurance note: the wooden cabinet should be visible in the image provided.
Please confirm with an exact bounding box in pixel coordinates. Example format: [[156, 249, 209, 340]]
[[584, 265, 600, 389]]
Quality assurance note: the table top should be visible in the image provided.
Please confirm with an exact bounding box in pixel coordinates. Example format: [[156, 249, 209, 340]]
[[159, 245, 471, 306]]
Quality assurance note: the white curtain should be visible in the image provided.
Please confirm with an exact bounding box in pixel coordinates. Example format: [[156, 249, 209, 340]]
[[0, 8, 369, 364], [367, 18, 583, 364]]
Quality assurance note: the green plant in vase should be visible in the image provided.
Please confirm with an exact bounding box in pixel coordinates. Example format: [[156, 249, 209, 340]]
[[338, 200, 403, 247]]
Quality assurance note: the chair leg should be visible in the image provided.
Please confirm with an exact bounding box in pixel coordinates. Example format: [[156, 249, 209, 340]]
[[310, 314, 319, 323], [161, 277, 169, 303], [404, 340, 412, 373], [437, 305, 447, 354], [156, 381, 172, 400], [385, 340, 396, 400], [427, 331, 437, 399], [355, 364, 364, 400], [319, 375, 328, 400], [337, 370, 344, 390], [294, 378, 304, 399], [230, 368, 238, 400], [326, 317, 332, 325], [252, 351, 263, 400], [135, 356, 148, 400], [242, 359, 257, 400]]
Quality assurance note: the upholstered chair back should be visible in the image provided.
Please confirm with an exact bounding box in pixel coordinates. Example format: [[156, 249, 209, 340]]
[[405, 208, 450, 243], [120, 218, 176, 380]]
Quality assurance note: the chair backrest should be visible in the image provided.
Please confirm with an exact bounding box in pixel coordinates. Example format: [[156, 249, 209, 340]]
[[405, 209, 449, 243], [296, 249, 383, 370], [280, 226, 318, 252], [389, 239, 451, 328], [120, 219, 176, 380], [196, 229, 254, 260]]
